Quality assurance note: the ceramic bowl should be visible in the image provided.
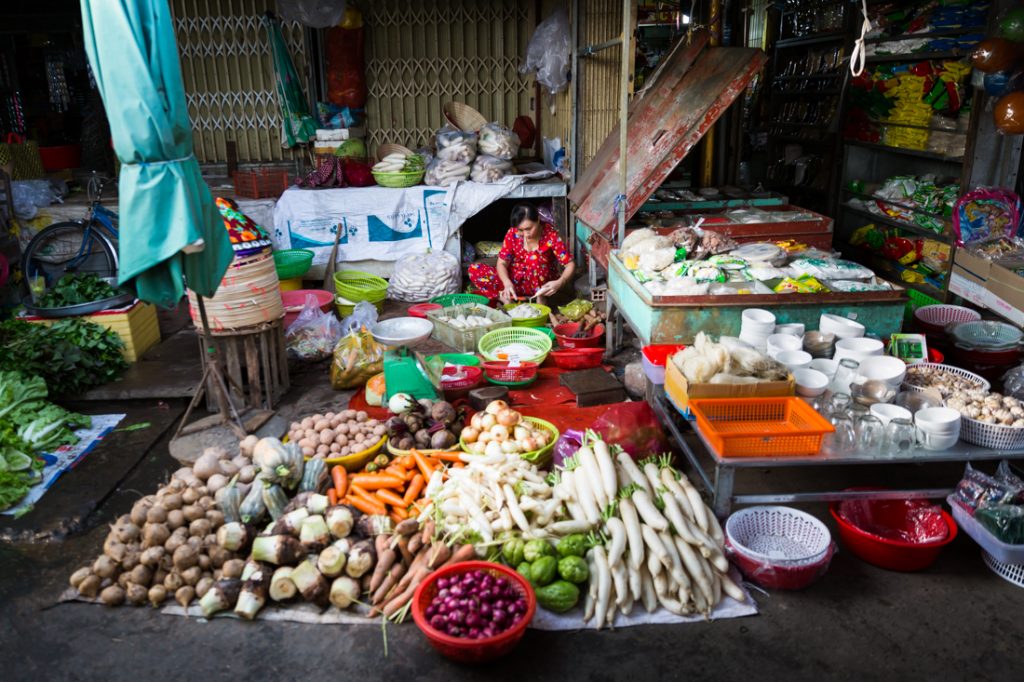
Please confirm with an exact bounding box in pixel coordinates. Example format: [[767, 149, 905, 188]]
[[775, 349, 812, 372], [794, 368, 828, 397], [857, 356, 908, 388], [916, 430, 960, 451], [870, 403, 913, 426], [809, 358, 838, 379], [743, 308, 776, 327], [834, 337, 884, 363], [914, 407, 962, 434], [774, 323, 806, 337], [766, 333, 803, 358], [820, 313, 866, 339]]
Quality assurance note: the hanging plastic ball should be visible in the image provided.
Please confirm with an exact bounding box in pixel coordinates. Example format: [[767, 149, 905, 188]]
[[972, 38, 1022, 73], [999, 7, 1024, 42], [985, 71, 1015, 97], [994, 91, 1024, 135]]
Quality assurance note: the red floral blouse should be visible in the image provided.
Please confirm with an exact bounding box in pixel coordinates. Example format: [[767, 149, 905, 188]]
[[498, 224, 571, 297]]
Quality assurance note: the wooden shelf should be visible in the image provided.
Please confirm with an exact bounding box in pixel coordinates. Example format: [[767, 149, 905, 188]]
[[865, 26, 986, 44], [777, 31, 847, 48], [841, 203, 952, 243], [845, 139, 963, 163]]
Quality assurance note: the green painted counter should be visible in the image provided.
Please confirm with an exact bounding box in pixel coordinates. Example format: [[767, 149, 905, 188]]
[[606, 253, 908, 347]]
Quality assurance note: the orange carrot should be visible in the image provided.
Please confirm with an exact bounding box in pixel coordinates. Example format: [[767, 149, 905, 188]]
[[403, 474, 425, 505], [412, 450, 435, 481], [390, 505, 409, 521], [327, 488, 338, 506], [431, 451, 464, 463], [331, 465, 348, 497], [388, 510, 405, 525], [375, 488, 407, 508], [349, 496, 386, 516], [385, 465, 407, 481], [350, 473, 405, 490], [400, 455, 416, 469]]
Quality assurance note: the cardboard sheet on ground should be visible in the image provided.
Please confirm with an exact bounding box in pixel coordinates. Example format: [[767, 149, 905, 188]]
[[3, 414, 125, 516]]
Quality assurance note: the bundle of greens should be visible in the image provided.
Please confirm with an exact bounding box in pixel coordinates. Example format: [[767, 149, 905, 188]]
[[36, 274, 118, 308], [0, 318, 128, 395], [0, 371, 90, 511]]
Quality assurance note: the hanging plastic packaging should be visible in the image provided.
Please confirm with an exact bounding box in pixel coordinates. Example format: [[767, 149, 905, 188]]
[[325, 8, 366, 109], [521, 8, 571, 95], [278, 0, 347, 28], [387, 250, 461, 302]]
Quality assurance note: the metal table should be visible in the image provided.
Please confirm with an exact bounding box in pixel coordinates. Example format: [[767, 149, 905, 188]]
[[651, 392, 1024, 516]]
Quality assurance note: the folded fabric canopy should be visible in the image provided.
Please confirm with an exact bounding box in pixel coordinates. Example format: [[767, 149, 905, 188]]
[[80, 0, 233, 307]]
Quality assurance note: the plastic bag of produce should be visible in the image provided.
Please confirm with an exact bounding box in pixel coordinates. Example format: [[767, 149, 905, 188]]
[[330, 326, 386, 389], [425, 157, 471, 187], [976, 503, 1024, 544], [340, 300, 379, 336], [435, 126, 478, 164], [478, 123, 521, 160], [387, 250, 461, 302], [471, 154, 515, 183], [789, 257, 875, 281], [591, 401, 669, 459], [520, 7, 571, 95], [552, 429, 585, 468], [285, 294, 343, 361]]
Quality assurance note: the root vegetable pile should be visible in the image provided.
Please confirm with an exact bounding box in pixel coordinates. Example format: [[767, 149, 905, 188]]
[[385, 394, 462, 452], [286, 409, 385, 460], [460, 401, 553, 457], [425, 569, 528, 639]]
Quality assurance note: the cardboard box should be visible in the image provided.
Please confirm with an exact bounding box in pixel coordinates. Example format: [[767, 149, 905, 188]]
[[987, 260, 1024, 327], [950, 249, 994, 308], [23, 300, 160, 362], [663, 355, 795, 418]]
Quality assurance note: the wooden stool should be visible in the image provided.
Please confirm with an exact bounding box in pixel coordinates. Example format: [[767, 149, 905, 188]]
[[197, 319, 289, 411]]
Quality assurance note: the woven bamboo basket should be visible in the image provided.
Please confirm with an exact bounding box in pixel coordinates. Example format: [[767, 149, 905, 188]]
[[188, 249, 285, 333], [442, 102, 486, 133], [377, 143, 415, 161]]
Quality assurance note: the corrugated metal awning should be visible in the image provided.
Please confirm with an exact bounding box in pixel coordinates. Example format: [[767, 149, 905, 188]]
[[568, 31, 767, 241]]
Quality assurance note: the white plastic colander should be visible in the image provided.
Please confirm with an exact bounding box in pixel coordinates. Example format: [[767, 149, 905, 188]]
[[726, 506, 832, 566], [983, 551, 1024, 589]]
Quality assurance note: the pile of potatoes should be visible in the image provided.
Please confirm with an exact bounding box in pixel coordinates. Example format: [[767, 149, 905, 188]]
[[285, 409, 387, 460], [68, 445, 251, 607]]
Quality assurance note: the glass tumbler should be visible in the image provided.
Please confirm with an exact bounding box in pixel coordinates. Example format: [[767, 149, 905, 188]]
[[828, 392, 852, 419], [827, 359, 861, 396], [825, 414, 856, 455], [855, 414, 885, 456], [884, 418, 917, 455]]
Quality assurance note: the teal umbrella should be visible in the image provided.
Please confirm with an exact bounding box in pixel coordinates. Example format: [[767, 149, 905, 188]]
[[263, 13, 317, 148], [80, 0, 233, 308]]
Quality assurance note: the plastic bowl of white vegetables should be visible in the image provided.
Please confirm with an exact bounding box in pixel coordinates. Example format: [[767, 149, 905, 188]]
[[459, 401, 558, 466], [502, 302, 551, 328]]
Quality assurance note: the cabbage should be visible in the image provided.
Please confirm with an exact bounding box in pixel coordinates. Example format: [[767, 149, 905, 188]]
[[334, 138, 366, 159]]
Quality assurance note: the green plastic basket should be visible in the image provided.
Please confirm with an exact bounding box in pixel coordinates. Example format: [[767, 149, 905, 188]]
[[273, 249, 314, 279], [428, 353, 482, 367], [478, 327, 553, 364], [335, 293, 385, 318], [334, 270, 388, 303], [431, 293, 489, 307], [459, 416, 558, 466], [535, 326, 556, 342], [503, 302, 552, 327], [372, 169, 425, 188]]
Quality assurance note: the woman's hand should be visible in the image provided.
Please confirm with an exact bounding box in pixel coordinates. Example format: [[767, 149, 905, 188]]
[[535, 280, 560, 298], [499, 282, 518, 304]]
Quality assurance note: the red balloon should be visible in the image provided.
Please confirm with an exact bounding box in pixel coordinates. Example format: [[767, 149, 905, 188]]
[[973, 37, 1023, 73], [995, 91, 1024, 135]]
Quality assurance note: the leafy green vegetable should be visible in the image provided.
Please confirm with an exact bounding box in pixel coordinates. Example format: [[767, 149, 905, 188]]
[[36, 274, 118, 308], [0, 469, 33, 511], [0, 318, 127, 395]]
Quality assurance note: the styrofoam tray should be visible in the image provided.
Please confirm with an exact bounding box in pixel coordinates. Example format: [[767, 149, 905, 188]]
[[948, 496, 1024, 564]]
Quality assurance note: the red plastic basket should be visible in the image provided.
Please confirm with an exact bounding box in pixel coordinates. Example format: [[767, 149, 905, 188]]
[[830, 490, 958, 572], [412, 561, 536, 664], [440, 365, 483, 399], [481, 361, 539, 384], [408, 303, 443, 319], [689, 397, 834, 458], [233, 168, 291, 198], [549, 348, 605, 370], [553, 322, 605, 349]]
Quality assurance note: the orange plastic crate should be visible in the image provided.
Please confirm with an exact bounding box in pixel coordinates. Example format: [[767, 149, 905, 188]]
[[233, 169, 291, 198], [689, 397, 834, 458]]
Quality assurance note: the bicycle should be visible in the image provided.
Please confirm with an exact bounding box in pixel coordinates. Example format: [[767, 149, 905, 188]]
[[21, 173, 120, 285]]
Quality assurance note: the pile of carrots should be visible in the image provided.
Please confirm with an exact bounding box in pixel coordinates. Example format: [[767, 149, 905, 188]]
[[327, 450, 464, 524]]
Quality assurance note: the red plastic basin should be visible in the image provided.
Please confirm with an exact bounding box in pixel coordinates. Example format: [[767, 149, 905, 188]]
[[830, 491, 958, 572], [726, 538, 834, 590], [553, 322, 605, 349], [281, 289, 334, 328], [409, 303, 443, 319], [412, 561, 535, 664]]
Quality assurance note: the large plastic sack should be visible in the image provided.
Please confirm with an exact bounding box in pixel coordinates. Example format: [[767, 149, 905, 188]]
[[425, 157, 471, 187], [435, 126, 478, 164], [470, 154, 515, 183], [330, 326, 385, 389], [388, 250, 461, 302], [520, 8, 571, 95], [285, 293, 343, 361], [591, 401, 669, 459], [278, 0, 347, 28]]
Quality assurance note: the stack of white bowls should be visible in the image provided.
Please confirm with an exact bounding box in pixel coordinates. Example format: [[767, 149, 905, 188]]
[[820, 313, 866, 339], [857, 356, 907, 388], [833, 337, 884, 363], [740, 309, 776, 350], [774, 323, 805, 337], [766, 333, 802, 359], [914, 407, 961, 451]]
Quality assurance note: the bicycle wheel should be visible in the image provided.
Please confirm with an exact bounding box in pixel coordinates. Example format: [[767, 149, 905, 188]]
[[22, 220, 119, 284]]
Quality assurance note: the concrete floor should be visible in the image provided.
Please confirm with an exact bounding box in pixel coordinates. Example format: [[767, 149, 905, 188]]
[[2, 331, 1024, 680]]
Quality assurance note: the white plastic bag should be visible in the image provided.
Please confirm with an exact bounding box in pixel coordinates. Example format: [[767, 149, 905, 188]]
[[278, 0, 347, 28], [520, 8, 571, 95], [471, 154, 515, 183], [478, 123, 520, 160], [340, 300, 379, 336], [435, 126, 478, 164], [387, 250, 461, 302], [285, 293, 344, 361], [425, 157, 471, 187]]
